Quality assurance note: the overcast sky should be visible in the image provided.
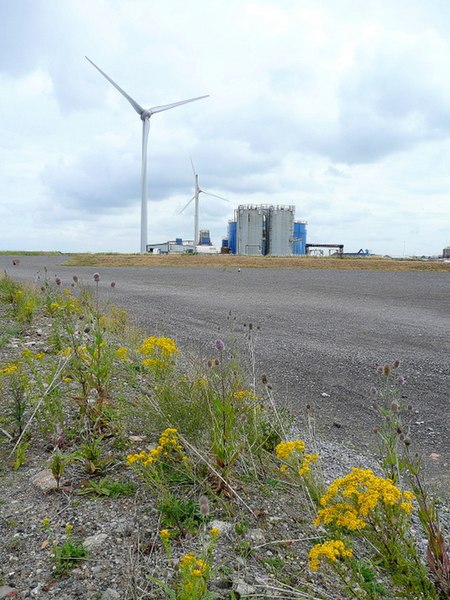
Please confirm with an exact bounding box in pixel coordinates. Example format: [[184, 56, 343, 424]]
[[1, 0, 449, 256]]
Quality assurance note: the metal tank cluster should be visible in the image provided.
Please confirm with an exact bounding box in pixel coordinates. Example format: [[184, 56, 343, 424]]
[[224, 205, 307, 256]]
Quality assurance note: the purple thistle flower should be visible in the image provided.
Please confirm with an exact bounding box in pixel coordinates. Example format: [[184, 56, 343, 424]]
[[93, 273, 100, 282], [215, 339, 225, 352], [396, 374, 406, 385], [55, 277, 61, 286]]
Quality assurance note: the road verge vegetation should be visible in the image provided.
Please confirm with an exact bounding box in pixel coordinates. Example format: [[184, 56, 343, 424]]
[[0, 270, 449, 599]]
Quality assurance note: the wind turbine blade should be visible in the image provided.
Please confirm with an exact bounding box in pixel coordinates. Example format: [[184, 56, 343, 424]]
[[85, 56, 145, 115], [178, 196, 196, 214], [189, 155, 196, 177], [150, 95, 209, 114], [202, 191, 230, 202]]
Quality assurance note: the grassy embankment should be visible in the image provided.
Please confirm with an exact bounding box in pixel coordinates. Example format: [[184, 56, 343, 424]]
[[63, 253, 450, 272]]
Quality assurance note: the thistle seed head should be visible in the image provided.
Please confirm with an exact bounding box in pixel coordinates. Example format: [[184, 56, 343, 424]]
[[199, 495, 209, 516]]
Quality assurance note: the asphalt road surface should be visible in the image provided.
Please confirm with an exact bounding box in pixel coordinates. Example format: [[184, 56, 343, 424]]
[[2, 256, 449, 494]]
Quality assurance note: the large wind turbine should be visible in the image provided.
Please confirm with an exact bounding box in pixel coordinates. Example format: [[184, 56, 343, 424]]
[[179, 157, 228, 248], [85, 57, 208, 253]]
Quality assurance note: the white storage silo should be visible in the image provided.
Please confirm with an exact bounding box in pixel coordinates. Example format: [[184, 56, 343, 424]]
[[237, 205, 265, 256], [267, 206, 294, 256]]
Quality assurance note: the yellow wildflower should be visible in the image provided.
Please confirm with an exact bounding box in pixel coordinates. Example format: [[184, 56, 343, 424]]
[[141, 357, 166, 369], [298, 452, 319, 476], [315, 468, 415, 531], [138, 336, 179, 358], [115, 347, 128, 360], [275, 440, 305, 460], [179, 553, 196, 567], [159, 529, 171, 540], [0, 363, 19, 376], [210, 527, 221, 537], [232, 389, 259, 401], [308, 539, 353, 571]]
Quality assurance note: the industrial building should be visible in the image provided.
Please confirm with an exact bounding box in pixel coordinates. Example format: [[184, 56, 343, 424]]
[[225, 205, 307, 256], [146, 230, 219, 254]]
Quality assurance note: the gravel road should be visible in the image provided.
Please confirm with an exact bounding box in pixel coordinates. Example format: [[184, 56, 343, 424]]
[[2, 255, 449, 495]]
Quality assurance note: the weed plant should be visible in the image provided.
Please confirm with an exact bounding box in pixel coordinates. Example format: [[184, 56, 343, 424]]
[[41, 520, 88, 576]]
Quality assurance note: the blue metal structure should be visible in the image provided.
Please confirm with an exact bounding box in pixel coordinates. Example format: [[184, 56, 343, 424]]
[[227, 220, 237, 254], [293, 221, 307, 255], [198, 229, 211, 245]]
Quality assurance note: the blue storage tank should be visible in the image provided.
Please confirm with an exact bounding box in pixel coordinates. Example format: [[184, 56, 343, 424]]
[[293, 221, 307, 255], [222, 238, 228, 248], [228, 220, 237, 254]]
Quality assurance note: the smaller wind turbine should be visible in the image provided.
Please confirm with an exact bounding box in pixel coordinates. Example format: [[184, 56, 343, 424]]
[[179, 157, 229, 248], [85, 56, 208, 253]]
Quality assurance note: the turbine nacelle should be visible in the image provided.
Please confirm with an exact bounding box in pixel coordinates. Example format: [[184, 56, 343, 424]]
[[140, 109, 153, 120]]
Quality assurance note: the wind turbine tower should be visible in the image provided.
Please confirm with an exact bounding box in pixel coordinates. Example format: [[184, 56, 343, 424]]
[[86, 57, 209, 253], [180, 157, 228, 248]]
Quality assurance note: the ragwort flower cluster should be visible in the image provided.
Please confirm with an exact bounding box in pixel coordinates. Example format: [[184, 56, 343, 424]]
[[308, 539, 353, 572], [126, 427, 187, 468], [138, 336, 179, 370], [177, 552, 210, 598], [275, 439, 319, 476], [314, 468, 414, 531]]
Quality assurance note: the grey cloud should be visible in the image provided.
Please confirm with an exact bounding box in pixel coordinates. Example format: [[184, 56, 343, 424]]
[[330, 32, 450, 163]]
